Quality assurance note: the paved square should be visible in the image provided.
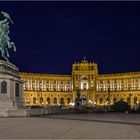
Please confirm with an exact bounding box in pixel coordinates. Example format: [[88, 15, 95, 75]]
[[0, 113, 140, 139]]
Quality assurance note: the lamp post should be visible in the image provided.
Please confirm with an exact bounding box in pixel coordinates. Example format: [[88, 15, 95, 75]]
[[107, 83, 111, 111], [37, 90, 39, 107], [26, 98, 30, 117], [36, 100, 38, 106], [136, 100, 139, 111], [93, 101, 96, 111], [46, 101, 48, 108], [39, 87, 43, 116], [129, 94, 132, 109]]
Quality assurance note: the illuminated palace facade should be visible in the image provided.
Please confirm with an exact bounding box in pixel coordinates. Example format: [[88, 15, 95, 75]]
[[20, 58, 140, 109]]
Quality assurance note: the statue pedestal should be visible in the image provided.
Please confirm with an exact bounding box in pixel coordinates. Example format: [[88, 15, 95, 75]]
[[0, 60, 27, 117]]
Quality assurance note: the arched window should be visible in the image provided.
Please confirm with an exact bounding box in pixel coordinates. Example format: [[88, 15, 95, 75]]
[[40, 97, 43, 104], [1, 81, 7, 93], [33, 97, 37, 104], [67, 98, 71, 104], [47, 97, 50, 104], [60, 97, 64, 105], [54, 97, 57, 104]]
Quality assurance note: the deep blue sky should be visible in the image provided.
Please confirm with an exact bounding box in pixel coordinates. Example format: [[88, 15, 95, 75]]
[[0, 1, 140, 74]]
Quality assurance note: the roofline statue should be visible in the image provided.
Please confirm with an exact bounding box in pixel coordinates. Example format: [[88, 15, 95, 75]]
[[0, 11, 16, 62]]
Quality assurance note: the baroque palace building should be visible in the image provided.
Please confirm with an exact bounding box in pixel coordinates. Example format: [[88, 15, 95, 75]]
[[20, 58, 140, 109]]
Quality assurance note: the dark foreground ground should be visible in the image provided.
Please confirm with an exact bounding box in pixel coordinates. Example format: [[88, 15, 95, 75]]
[[0, 113, 140, 139]]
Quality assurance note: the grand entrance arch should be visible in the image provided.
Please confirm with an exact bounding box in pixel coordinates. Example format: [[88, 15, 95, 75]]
[[80, 76, 89, 90]]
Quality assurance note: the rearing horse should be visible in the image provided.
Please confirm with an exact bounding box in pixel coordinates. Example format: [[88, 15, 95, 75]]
[[0, 11, 16, 61]]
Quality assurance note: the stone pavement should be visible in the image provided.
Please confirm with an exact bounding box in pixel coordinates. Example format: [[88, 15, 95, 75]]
[[0, 113, 140, 139]]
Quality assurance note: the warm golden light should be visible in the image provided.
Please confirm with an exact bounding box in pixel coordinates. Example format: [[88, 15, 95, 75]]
[[20, 58, 140, 109]]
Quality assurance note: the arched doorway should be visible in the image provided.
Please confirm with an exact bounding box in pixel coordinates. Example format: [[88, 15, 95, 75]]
[[80, 76, 89, 90]]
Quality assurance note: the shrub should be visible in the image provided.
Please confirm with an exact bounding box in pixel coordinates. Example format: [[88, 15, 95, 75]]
[[113, 101, 130, 112]]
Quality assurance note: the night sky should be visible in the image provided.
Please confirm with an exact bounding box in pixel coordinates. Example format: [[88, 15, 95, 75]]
[[0, 1, 140, 75]]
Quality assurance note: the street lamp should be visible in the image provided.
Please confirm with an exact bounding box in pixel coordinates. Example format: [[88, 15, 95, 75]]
[[129, 94, 132, 109], [36, 100, 38, 106], [134, 99, 139, 111], [107, 82, 111, 111], [39, 87, 43, 116]]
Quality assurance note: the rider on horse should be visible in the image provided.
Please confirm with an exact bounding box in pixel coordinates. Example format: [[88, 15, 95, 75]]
[[0, 11, 16, 61]]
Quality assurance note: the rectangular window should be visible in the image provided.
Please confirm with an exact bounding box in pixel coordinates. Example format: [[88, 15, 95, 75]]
[[15, 83, 19, 97]]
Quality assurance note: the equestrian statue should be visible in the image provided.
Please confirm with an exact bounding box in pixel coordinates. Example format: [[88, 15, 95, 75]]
[[0, 11, 16, 61]]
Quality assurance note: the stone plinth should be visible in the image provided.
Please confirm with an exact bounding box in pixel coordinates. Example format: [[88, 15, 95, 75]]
[[0, 60, 26, 117]]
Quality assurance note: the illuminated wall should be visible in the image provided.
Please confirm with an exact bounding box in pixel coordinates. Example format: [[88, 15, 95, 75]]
[[20, 58, 140, 109]]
